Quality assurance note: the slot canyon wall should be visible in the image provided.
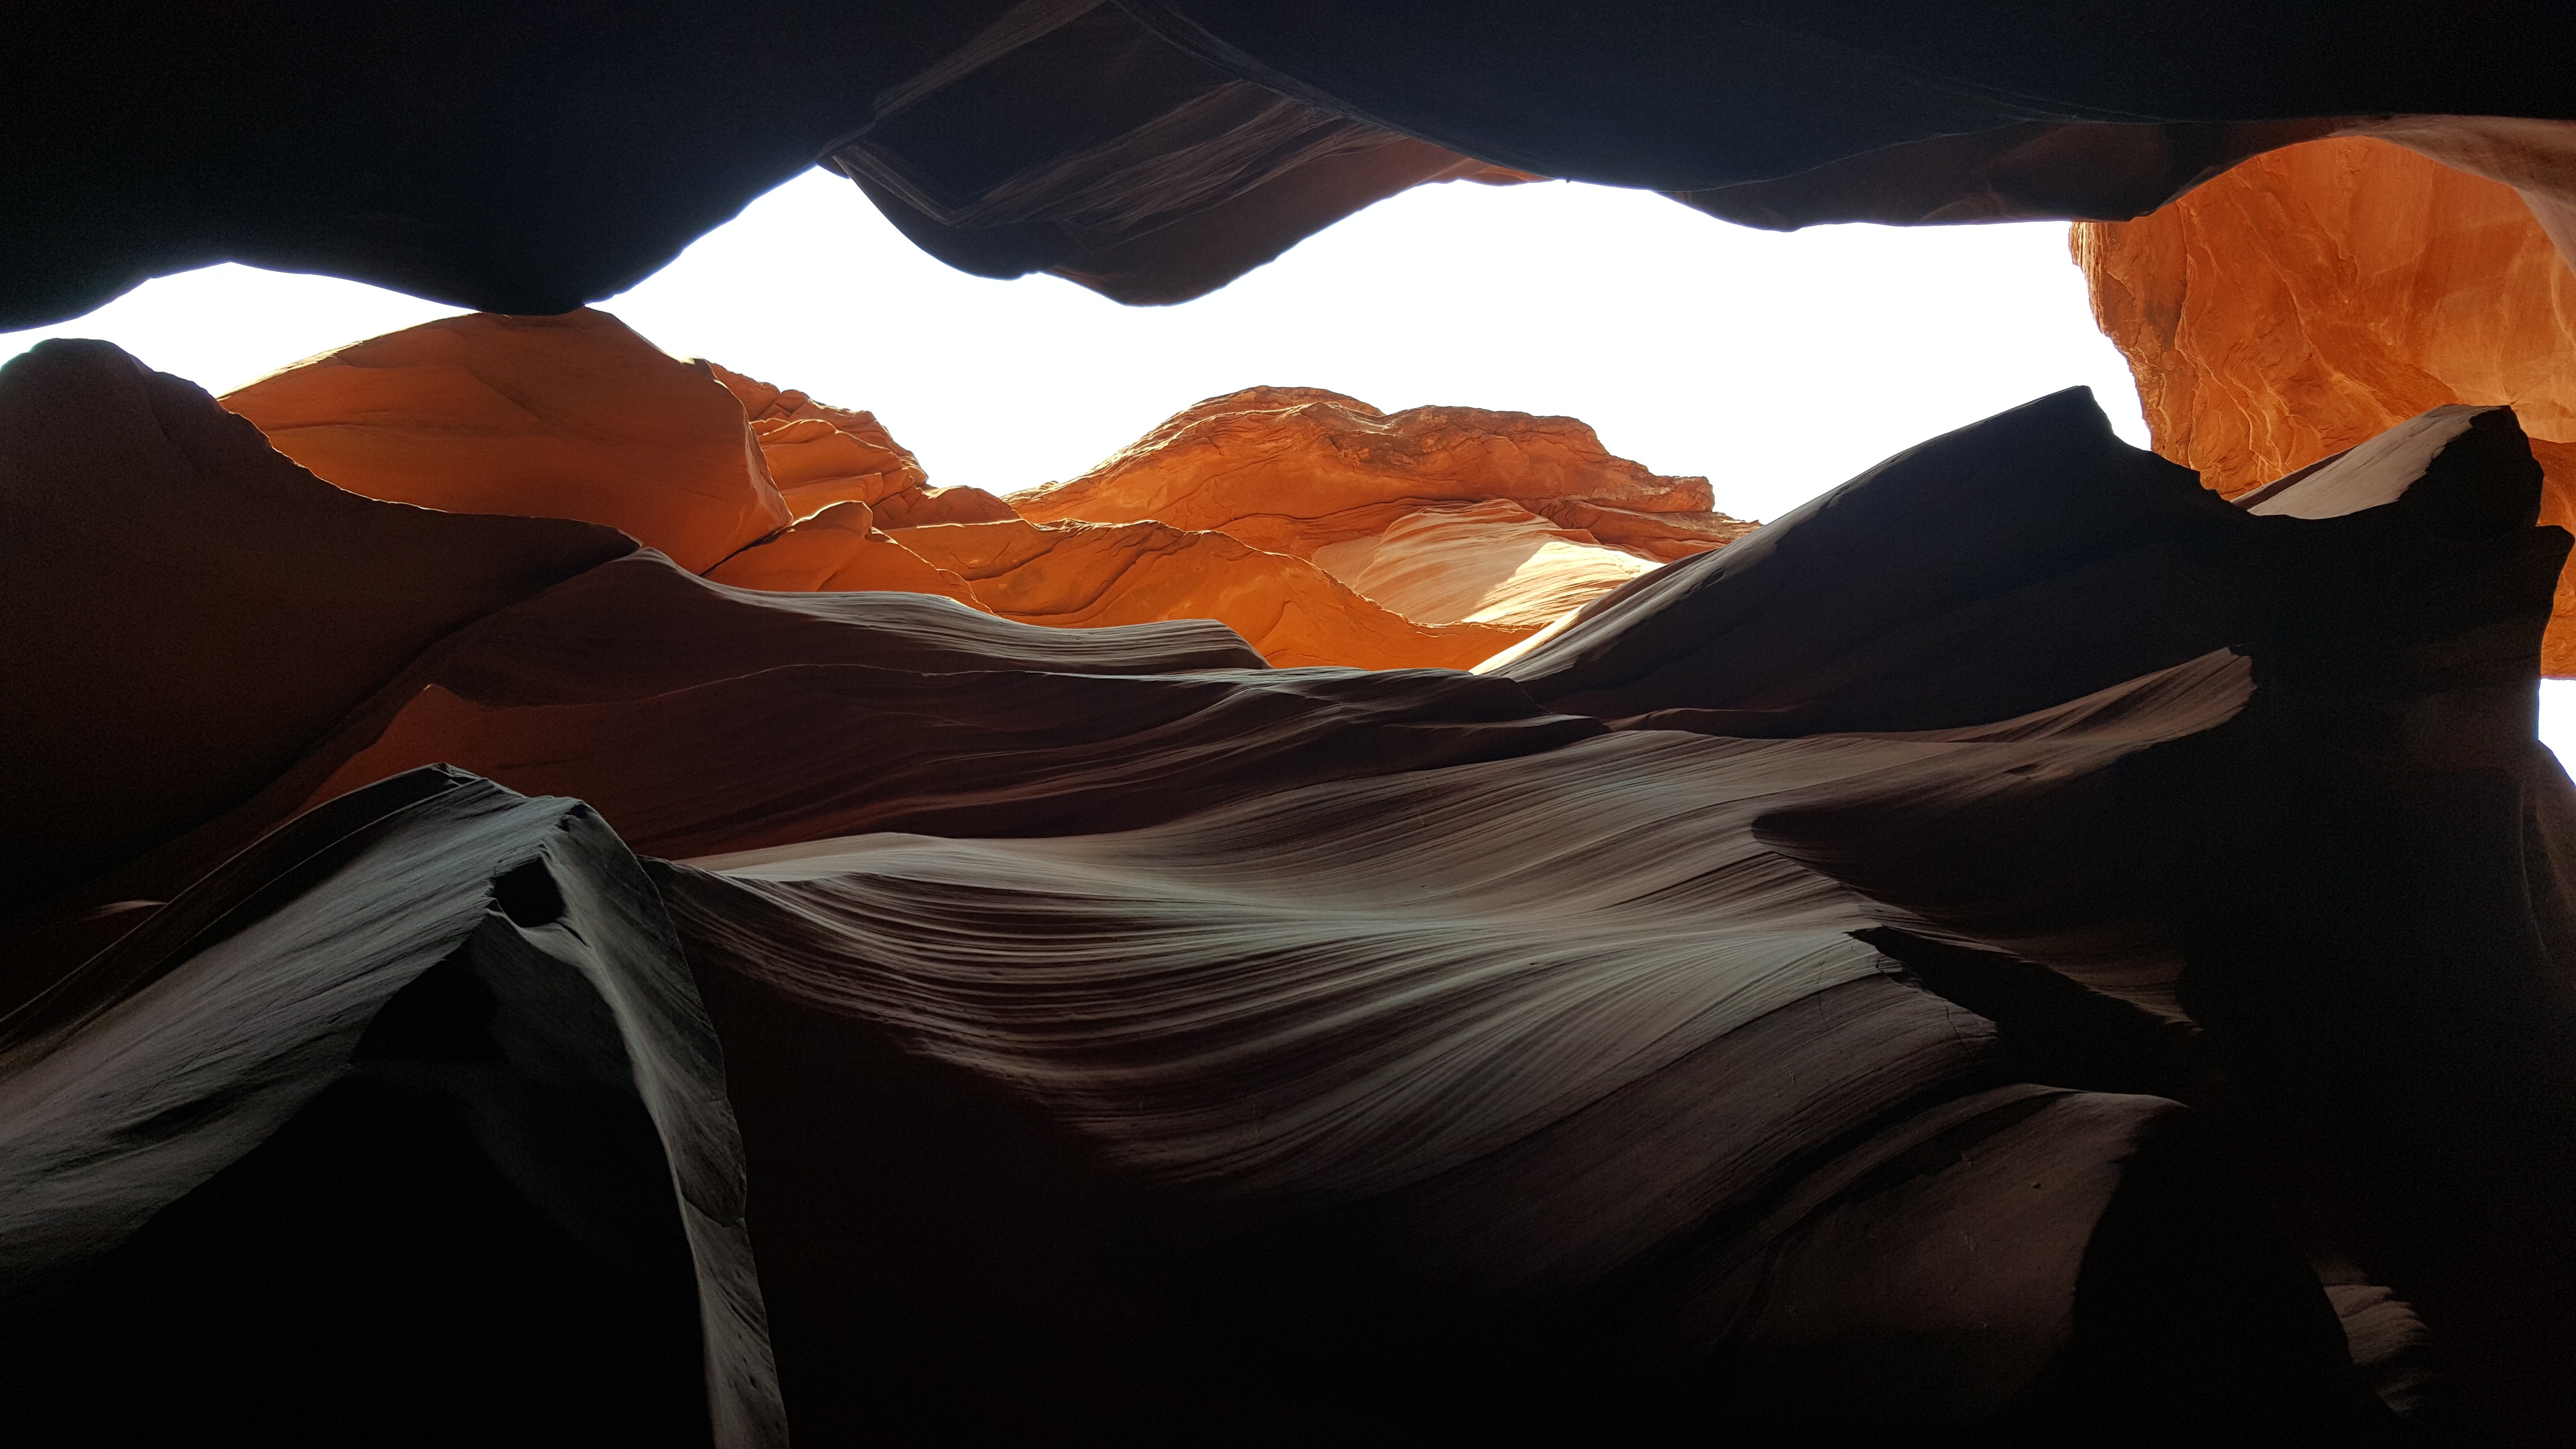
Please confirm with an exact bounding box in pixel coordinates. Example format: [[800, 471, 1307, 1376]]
[[2077, 130, 2576, 672], [6, 3, 2576, 1446]]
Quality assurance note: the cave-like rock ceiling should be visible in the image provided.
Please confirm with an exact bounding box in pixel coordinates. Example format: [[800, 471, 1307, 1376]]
[[4, 3, 2576, 1444]]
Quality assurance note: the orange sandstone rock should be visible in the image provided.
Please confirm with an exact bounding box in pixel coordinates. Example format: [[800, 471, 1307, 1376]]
[[222, 309, 789, 572], [2077, 139, 2576, 495], [710, 362, 931, 518], [1012, 386, 1750, 646], [2076, 135, 2576, 669], [713, 361, 1021, 531], [214, 315, 1708, 669], [1015, 386, 1746, 561], [703, 500, 982, 607], [895, 517, 1521, 671], [871, 484, 1018, 528]]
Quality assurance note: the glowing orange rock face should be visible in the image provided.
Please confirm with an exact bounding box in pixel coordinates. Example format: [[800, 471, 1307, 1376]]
[[1012, 386, 1750, 656], [702, 500, 982, 607], [897, 517, 1520, 670], [711, 362, 925, 514], [224, 323, 1744, 672], [222, 309, 789, 572], [2075, 136, 2576, 667], [1016, 386, 1748, 561], [713, 363, 1021, 531]]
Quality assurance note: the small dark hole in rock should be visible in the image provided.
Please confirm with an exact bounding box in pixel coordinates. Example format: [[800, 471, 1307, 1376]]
[[493, 860, 565, 928]]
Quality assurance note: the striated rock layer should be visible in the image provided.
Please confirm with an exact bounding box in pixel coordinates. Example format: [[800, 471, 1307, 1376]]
[[8, 343, 2575, 1439], [2077, 134, 2576, 670]]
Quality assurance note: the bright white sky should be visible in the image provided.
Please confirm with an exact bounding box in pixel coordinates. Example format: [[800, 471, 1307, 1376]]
[[9, 166, 2571, 759]]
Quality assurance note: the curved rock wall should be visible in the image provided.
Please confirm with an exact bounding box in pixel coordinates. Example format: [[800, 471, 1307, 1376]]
[[2077, 135, 2576, 670]]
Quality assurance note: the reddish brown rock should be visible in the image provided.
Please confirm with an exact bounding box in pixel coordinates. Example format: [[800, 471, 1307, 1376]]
[[221, 309, 789, 572], [713, 363, 1020, 535], [2075, 135, 2576, 668], [896, 517, 1520, 671]]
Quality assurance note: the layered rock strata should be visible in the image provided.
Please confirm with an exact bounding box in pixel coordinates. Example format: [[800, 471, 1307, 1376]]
[[6, 341, 2571, 1439], [1017, 386, 1750, 561], [1014, 385, 1752, 640]]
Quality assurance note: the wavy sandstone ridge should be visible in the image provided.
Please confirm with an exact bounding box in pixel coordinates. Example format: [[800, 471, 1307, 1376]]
[[220, 323, 1722, 670], [893, 516, 1520, 670], [9, 339, 2575, 1439], [2076, 134, 2576, 670], [221, 310, 791, 573], [1016, 385, 1751, 560]]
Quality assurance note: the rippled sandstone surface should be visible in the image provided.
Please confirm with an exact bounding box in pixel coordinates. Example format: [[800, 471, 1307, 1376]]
[[11, 338, 2573, 1441]]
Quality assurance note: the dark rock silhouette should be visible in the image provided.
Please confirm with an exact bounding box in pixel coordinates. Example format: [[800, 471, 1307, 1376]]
[[8, 2, 2571, 324]]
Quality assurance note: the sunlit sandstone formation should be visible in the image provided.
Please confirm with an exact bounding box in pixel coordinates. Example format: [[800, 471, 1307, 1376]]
[[2076, 135, 2576, 669], [11, 340, 2573, 1440], [1017, 386, 1750, 560], [709, 361, 1018, 528], [1013, 386, 1753, 635], [222, 328, 1709, 670], [701, 500, 983, 606], [1315, 499, 1658, 629], [220, 310, 789, 572]]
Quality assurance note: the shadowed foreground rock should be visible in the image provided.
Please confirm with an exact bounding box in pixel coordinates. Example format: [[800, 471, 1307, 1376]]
[[6, 342, 2572, 1441]]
